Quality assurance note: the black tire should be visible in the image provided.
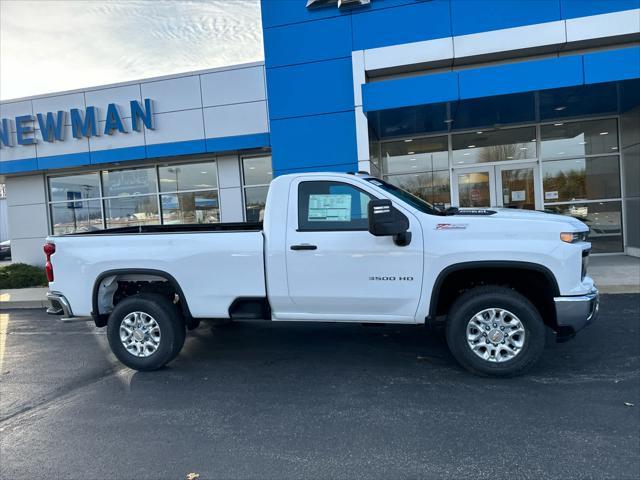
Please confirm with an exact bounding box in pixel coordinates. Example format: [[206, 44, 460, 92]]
[[445, 286, 545, 377], [107, 294, 186, 371]]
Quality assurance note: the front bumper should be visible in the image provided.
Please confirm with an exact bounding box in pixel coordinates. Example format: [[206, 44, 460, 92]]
[[46, 291, 74, 319], [554, 287, 599, 335]]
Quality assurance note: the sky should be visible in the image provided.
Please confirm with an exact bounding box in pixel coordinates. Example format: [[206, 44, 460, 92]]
[[0, 0, 263, 100]]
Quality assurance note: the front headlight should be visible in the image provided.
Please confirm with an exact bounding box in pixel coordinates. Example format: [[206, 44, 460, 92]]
[[561, 231, 589, 243]]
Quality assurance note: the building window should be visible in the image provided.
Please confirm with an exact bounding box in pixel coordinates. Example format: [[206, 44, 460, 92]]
[[452, 127, 537, 165], [544, 201, 623, 254], [46, 158, 222, 234], [158, 161, 219, 224], [102, 167, 159, 228], [48, 173, 104, 234], [541, 118, 622, 253], [373, 116, 623, 253], [540, 119, 619, 159], [242, 155, 272, 222], [541, 156, 621, 203], [381, 136, 451, 209]]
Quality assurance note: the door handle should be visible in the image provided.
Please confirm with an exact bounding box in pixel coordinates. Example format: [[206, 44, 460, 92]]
[[290, 244, 318, 251]]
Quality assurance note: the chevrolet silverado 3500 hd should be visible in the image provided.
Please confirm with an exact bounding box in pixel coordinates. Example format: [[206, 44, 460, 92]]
[[45, 172, 598, 377]]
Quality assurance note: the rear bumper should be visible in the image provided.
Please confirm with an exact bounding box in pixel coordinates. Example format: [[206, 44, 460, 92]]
[[554, 287, 599, 335], [46, 291, 74, 319]]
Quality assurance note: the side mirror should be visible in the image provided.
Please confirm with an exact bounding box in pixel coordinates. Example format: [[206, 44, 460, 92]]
[[368, 199, 412, 246]]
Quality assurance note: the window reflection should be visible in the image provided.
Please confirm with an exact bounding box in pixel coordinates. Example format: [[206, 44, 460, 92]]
[[452, 127, 537, 165], [544, 201, 622, 253], [50, 200, 103, 234], [371, 117, 622, 252], [369, 134, 381, 176], [102, 168, 157, 197], [158, 162, 217, 192], [501, 168, 535, 210], [542, 156, 620, 203], [161, 191, 219, 224], [381, 136, 450, 208], [457, 172, 491, 208], [541, 119, 618, 159], [49, 173, 100, 202], [242, 156, 272, 222], [385, 171, 451, 209], [382, 136, 448, 174], [104, 195, 159, 228], [242, 156, 272, 186], [244, 186, 270, 222]]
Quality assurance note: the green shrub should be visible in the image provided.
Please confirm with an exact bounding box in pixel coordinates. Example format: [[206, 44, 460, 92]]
[[0, 263, 48, 289]]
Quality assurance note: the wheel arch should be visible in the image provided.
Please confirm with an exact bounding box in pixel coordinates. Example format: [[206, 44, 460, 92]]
[[91, 268, 193, 327], [429, 261, 560, 328]]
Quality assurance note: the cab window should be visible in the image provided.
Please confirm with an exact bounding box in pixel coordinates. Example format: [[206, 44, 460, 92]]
[[298, 181, 375, 231]]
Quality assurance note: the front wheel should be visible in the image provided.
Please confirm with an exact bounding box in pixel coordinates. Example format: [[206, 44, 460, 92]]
[[107, 294, 186, 371], [445, 286, 545, 377]]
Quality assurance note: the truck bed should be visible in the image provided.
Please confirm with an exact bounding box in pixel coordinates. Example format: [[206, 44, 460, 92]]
[[47, 228, 266, 318]]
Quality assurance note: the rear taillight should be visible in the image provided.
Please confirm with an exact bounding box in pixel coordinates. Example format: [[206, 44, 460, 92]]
[[44, 242, 55, 282]]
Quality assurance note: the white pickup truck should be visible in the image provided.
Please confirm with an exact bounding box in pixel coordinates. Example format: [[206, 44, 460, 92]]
[[45, 172, 598, 377]]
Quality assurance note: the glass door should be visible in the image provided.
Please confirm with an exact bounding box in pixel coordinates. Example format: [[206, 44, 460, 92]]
[[454, 163, 541, 209], [453, 166, 497, 208], [496, 163, 540, 210]]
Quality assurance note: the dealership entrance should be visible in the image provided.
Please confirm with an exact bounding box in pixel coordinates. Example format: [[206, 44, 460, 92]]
[[370, 114, 634, 254], [452, 162, 541, 210]]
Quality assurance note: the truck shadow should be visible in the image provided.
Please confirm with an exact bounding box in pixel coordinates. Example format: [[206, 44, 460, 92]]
[[127, 321, 464, 393], [127, 295, 639, 395]]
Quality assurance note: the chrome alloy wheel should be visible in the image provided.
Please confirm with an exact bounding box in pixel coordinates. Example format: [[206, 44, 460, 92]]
[[119, 311, 161, 358], [466, 308, 526, 363]]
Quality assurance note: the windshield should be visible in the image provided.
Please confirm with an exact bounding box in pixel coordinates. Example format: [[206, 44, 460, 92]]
[[365, 177, 442, 215]]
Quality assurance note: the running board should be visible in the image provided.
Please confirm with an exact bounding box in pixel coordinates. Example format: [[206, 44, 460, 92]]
[[59, 316, 92, 323]]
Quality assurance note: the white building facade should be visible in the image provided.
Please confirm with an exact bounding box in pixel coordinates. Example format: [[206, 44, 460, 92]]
[[0, 62, 272, 264]]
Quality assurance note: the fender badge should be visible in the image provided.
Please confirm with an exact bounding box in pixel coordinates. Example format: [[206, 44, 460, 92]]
[[436, 223, 468, 230]]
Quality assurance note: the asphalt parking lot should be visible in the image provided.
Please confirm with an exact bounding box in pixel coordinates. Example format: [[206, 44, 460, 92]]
[[1, 294, 639, 480]]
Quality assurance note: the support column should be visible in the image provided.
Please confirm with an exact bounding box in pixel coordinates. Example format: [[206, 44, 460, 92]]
[[352, 51, 371, 174], [216, 154, 245, 222], [5, 174, 49, 265]]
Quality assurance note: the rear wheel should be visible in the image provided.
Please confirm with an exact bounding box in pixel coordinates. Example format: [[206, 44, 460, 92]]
[[107, 294, 186, 371], [445, 286, 545, 377]]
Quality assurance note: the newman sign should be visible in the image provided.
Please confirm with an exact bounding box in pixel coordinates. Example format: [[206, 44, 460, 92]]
[[0, 98, 155, 148]]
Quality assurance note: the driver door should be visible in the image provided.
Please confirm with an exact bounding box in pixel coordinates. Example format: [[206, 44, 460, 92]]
[[280, 176, 424, 323]]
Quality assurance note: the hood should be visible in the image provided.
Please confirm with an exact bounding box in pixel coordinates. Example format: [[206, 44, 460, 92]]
[[456, 208, 588, 231]]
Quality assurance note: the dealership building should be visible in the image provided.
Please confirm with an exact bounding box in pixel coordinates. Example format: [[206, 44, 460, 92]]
[[0, 0, 639, 264]]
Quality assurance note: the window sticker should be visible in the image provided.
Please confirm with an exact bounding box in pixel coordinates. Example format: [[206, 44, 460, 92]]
[[545, 191, 559, 200], [511, 190, 526, 201], [308, 194, 352, 222]]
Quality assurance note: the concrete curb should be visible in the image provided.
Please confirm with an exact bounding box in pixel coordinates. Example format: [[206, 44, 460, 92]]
[[598, 285, 640, 295], [0, 287, 49, 311], [0, 300, 48, 310]]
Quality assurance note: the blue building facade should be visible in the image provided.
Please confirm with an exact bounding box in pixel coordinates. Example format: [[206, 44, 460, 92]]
[[261, 0, 640, 255], [0, 0, 638, 263]]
